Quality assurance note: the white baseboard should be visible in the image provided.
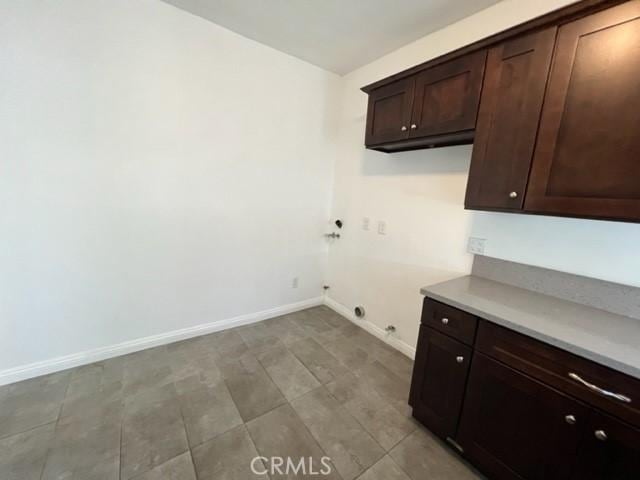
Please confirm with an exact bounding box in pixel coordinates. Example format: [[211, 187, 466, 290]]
[[323, 296, 416, 359], [0, 296, 323, 386]]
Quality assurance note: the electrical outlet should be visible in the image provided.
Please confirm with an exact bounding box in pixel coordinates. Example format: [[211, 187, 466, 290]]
[[292, 277, 299, 289], [362, 217, 370, 231], [467, 237, 486, 255], [377, 220, 387, 235]]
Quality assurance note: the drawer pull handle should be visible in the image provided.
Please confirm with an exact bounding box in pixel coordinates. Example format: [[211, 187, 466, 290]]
[[594, 430, 608, 442], [568, 372, 632, 403], [564, 414, 576, 425], [456, 356, 464, 364], [441, 318, 449, 325]]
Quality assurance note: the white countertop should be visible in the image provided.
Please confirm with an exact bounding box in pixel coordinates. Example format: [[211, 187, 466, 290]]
[[421, 275, 640, 379]]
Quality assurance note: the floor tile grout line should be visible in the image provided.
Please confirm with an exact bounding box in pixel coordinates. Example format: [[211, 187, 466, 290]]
[[38, 373, 72, 480], [126, 450, 192, 480], [387, 435, 422, 480], [118, 409, 124, 480], [286, 395, 347, 480], [0, 419, 57, 442], [285, 338, 352, 386], [186, 448, 200, 480], [321, 382, 398, 455], [241, 423, 272, 480]]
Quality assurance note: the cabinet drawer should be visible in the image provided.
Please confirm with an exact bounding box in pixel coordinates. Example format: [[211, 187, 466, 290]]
[[421, 298, 478, 345], [477, 321, 640, 428]]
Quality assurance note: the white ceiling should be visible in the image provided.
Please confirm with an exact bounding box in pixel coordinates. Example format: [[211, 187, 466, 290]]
[[160, 0, 502, 75]]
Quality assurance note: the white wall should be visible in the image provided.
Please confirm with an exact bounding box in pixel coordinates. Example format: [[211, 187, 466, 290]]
[[0, 0, 339, 378], [326, 0, 640, 355]]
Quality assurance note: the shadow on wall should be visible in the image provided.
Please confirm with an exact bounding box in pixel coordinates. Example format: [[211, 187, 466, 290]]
[[361, 144, 473, 176]]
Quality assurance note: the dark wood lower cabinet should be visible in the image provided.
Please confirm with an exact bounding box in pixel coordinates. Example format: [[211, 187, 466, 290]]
[[457, 353, 589, 480], [411, 298, 640, 480], [571, 411, 640, 480], [409, 326, 471, 439]]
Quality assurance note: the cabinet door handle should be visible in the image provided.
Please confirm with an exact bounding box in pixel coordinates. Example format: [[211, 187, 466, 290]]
[[401, 126, 408, 131], [441, 318, 449, 325], [410, 124, 417, 130], [564, 414, 576, 425], [594, 430, 608, 441], [568, 372, 632, 403], [456, 356, 464, 364], [509, 191, 518, 199]]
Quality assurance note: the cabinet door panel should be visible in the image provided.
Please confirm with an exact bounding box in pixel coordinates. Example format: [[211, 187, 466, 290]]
[[526, 2, 640, 221], [409, 50, 486, 138], [364, 76, 415, 146], [409, 326, 472, 439], [572, 411, 640, 480], [466, 28, 557, 210], [458, 354, 588, 480]]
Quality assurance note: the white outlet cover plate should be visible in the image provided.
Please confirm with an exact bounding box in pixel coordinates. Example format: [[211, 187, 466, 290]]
[[377, 221, 387, 235], [467, 237, 486, 255]]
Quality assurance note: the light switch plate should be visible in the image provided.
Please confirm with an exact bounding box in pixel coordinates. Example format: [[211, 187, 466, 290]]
[[467, 237, 486, 255], [377, 220, 387, 235]]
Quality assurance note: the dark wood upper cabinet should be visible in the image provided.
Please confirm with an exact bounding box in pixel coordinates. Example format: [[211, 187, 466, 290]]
[[364, 52, 486, 152], [409, 326, 472, 440], [457, 353, 589, 480], [525, 1, 640, 221], [364, 76, 415, 146], [409, 50, 486, 140], [362, 0, 640, 223], [465, 28, 557, 211], [571, 411, 640, 480]]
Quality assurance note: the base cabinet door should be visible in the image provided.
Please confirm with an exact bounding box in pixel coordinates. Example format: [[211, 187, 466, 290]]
[[457, 353, 588, 480], [571, 411, 640, 480], [409, 326, 472, 440]]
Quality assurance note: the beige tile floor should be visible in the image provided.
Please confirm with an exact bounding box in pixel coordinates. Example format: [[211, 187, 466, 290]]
[[0, 306, 482, 480]]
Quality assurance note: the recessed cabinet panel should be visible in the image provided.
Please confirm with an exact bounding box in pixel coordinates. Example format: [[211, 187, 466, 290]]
[[526, 2, 640, 220], [457, 353, 588, 480], [465, 28, 557, 210], [571, 411, 640, 480], [409, 326, 472, 439], [409, 50, 486, 139], [364, 76, 415, 146]]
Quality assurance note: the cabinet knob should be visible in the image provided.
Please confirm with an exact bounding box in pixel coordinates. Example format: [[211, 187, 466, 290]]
[[564, 415, 576, 425], [441, 318, 449, 325], [456, 356, 464, 364], [594, 430, 608, 442], [509, 191, 518, 199], [411, 124, 417, 130], [401, 126, 408, 131]]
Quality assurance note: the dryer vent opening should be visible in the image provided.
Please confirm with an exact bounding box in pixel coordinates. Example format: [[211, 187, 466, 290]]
[[354, 306, 365, 319]]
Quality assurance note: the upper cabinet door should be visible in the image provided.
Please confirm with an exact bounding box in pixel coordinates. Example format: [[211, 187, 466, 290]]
[[409, 50, 486, 139], [465, 28, 557, 211], [364, 76, 415, 146], [526, 2, 640, 221], [571, 411, 640, 480]]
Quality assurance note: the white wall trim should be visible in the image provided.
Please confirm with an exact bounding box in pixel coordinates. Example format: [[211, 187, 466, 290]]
[[323, 296, 416, 359], [0, 296, 323, 386]]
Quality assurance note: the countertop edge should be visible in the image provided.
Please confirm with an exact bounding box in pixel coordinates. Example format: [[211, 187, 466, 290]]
[[421, 281, 640, 380]]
